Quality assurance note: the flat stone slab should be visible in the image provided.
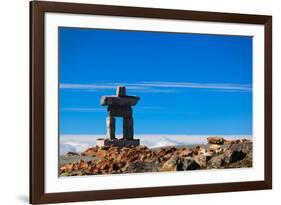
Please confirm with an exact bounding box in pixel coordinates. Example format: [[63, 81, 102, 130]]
[[101, 96, 140, 106], [96, 138, 140, 148]]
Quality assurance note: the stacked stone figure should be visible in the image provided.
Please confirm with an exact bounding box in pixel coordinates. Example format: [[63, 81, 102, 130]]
[[96, 86, 140, 148]]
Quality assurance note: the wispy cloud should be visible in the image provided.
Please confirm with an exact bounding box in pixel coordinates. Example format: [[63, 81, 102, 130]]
[[60, 83, 148, 90], [134, 81, 252, 91], [61, 106, 199, 115], [60, 83, 175, 93], [60, 84, 116, 89], [61, 108, 106, 112], [60, 81, 252, 93], [61, 106, 162, 112], [135, 106, 162, 110]]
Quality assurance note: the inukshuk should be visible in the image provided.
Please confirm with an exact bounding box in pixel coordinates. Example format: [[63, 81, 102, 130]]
[[96, 86, 140, 148]]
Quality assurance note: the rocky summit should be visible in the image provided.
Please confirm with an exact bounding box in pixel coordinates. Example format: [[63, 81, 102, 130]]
[[59, 137, 252, 176]]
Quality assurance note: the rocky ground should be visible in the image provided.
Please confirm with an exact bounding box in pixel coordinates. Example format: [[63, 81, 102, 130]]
[[59, 137, 252, 176]]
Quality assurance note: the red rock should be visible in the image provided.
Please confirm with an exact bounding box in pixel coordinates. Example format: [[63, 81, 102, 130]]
[[112, 162, 121, 171], [96, 149, 107, 158], [82, 147, 98, 156], [91, 167, 100, 175], [164, 147, 176, 155], [179, 149, 193, 157], [78, 160, 89, 170], [140, 155, 146, 161], [116, 152, 127, 162], [73, 163, 79, 172], [161, 156, 178, 171], [96, 159, 111, 170], [121, 147, 130, 152], [109, 146, 119, 152], [136, 145, 148, 150], [60, 163, 74, 173]]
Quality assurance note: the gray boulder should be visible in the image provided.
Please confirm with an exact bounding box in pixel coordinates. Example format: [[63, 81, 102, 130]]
[[161, 156, 200, 171], [207, 142, 252, 169]]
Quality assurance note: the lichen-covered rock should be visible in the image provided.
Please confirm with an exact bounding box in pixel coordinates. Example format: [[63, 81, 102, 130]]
[[125, 160, 159, 173], [178, 148, 193, 157], [207, 137, 225, 145], [228, 141, 252, 153], [224, 150, 246, 164], [224, 139, 240, 145], [207, 141, 252, 169], [207, 154, 225, 168], [193, 155, 208, 168], [180, 158, 201, 170], [207, 144, 224, 155], [193, 146, 207, 155], [161, 156, 200, 171], [203, 151, 214, 158], [225, 151, 252, 168], [161, 156, 178, 171]]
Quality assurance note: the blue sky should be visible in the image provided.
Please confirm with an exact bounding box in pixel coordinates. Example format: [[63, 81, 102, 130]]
[[59, 27, 252, 135]]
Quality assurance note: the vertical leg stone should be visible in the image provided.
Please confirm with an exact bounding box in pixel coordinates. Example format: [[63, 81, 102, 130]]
[[123, 117, 133, 139], [106, 116, 115, 139]]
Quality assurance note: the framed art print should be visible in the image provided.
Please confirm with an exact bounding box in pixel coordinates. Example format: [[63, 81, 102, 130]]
[[30, 1, 272, 204]]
